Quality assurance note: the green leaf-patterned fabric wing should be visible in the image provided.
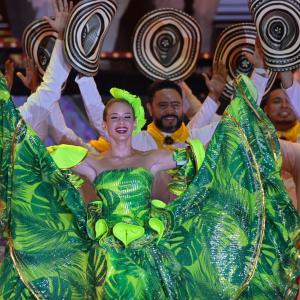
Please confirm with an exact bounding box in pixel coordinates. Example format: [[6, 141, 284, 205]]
[[1, 72, 299, 300], [167, 74, 300, 299], [0, 75, 95, 299]]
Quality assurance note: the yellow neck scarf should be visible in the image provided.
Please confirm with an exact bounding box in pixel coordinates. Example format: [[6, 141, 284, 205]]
[[89, 137, 111, 153], [147, 122, 189, 150], [277, 122, 300, 142]]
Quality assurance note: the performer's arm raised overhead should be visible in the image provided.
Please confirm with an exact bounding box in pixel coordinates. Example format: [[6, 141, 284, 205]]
[[19, 0, 73, 139]]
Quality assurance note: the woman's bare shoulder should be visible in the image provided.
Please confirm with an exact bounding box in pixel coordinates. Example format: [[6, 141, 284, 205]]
[[85, 151, 111, 173]]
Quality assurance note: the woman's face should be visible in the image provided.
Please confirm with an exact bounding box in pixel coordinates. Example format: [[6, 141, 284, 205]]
[[104, 101, 136, 141]]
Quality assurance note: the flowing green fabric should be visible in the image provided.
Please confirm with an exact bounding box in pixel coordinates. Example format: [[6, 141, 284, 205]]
[[0, 73, 299, 299], [168, 139, 205, 196], [0, 75, 93, 298]]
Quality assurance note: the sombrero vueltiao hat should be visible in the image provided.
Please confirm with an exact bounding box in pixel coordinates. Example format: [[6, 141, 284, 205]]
[[22, 19, 57, 78], [132, 8, 201, 82], [64, 0, 117, 76], [213, 23, 276, 102], [249, 0, 300, 71]]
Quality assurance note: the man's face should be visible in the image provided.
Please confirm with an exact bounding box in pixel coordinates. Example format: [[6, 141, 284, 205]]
[[264, 89, 297, 125], [147, 88, 183, 133]]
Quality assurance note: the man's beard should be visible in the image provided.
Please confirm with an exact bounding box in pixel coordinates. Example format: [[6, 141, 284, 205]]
[[274, 119, 296, 131], [154, 114, 183, 133]]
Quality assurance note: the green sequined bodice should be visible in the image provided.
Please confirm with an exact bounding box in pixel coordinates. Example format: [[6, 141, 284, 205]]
[[93, 167, 153, 227]]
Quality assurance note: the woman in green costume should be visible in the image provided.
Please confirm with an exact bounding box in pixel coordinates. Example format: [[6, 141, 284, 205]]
[[0, 68, 299, 299]]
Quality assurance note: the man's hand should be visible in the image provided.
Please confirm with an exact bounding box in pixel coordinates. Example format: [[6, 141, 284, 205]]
[[244, 37, 265, 69], [16, 57, 40, 93], [178, 81, 202, 118], [245, 38, 293, 89], [202, 62, 228, 103], [44, 0, 74, 39], [4, 59, 15, 91], [280, 71, 293, 89]]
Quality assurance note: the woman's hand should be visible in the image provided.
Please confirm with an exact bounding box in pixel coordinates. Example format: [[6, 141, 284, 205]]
[[244, 37, 265, 69], [280, 71, 293, 89]]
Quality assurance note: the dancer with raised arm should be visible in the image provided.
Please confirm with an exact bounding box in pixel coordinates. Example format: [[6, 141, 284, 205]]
[[0, 69, 299, 298]]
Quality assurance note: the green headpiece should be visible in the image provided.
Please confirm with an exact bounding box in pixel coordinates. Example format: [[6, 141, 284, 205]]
[[110, 88, 146, 136]]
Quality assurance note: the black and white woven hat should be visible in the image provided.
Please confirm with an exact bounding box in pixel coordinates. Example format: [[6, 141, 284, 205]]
[[249, 0, 300, 71], [64, 0, 117, 76], [213, 23, 276, 101], [22, 18, 57, 78], [132, 8, 201, 82]]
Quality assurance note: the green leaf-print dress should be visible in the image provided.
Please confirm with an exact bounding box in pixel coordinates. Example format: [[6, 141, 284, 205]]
[[0, 73, 299, 299]]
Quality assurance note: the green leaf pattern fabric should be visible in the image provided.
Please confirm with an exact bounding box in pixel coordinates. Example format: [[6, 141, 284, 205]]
[[0, 73, 299, 299], [0, 76, 94, 299]]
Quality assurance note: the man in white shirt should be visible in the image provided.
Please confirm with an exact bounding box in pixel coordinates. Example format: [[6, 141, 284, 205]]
[[162, 70, 270, 146], [259, 70, 300, 212], [259, 80, 300, 209], [82, 64, 230, 151]]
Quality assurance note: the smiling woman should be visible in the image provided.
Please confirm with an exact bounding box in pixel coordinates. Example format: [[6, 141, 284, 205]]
[[74, 88, 175, 182]]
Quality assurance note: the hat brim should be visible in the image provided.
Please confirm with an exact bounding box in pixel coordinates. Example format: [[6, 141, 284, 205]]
[[22, 19, 57, 78], [250, 0, 300, 71], [132, 8, 201, 82], [64, 0, 117, 76], [213, 23, 276, 101]]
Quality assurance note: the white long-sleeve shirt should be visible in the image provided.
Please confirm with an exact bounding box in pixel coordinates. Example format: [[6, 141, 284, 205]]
[[18, 39, 90, 147], [75, 75, 105, 136], [280, 139, 300, 211], [47, 101, 88, 146], [19, 39, 70, 141], [285, 80, 300, 120], [279, 80, 300, 210]]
